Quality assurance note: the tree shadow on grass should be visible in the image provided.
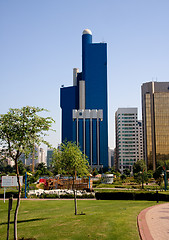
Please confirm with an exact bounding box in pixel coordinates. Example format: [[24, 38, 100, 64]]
[[0, 217, 49, 226]]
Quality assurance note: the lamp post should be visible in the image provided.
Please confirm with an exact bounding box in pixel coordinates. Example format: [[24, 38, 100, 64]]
[[140, 168, 145, 189], [25, 172, 27, 198], [162, 165, 168, 191]]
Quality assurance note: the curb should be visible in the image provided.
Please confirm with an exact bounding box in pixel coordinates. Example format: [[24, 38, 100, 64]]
[[137, 206, 154, 240]]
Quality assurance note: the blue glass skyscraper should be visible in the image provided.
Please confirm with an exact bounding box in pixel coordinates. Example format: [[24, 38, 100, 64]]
[[60, 29, 108, 169]]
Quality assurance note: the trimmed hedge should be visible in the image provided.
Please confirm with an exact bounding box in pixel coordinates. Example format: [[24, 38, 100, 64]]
[[39, 193, 95, 199], [39, 193, 59, 199], [95, 191, 169, 201], [0, 191, 25, 198]]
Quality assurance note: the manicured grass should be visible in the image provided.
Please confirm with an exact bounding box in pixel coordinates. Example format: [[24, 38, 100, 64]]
[[0, 199, 156, 240]]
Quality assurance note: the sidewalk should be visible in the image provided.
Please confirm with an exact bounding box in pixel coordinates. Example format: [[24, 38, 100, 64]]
[[138, 202, 169, 240]]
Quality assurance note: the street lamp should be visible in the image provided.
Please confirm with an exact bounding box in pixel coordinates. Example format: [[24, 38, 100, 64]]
[[162, 165, 169, 191]]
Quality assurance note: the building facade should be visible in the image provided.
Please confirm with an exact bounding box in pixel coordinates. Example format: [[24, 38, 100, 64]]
[[115, 108, 142, 173], [138, 120, 143, 161], [142, 81, 169, 170], [39, 148, 46, 165], [60, 29, 108, 169], [19, 145, 46, 167], [47, 149, 54, 167], [108, 148, 114, 168]]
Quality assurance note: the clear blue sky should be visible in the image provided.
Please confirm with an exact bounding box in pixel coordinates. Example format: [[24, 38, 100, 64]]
[[1, 0, 169, 150]]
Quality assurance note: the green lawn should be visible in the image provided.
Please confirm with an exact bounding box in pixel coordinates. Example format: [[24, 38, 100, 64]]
[[0, 199, 156, 240]]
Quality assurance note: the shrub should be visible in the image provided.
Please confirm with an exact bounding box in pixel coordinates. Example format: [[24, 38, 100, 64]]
[[0, 191, 18, 198], [28, 194, 37, 199], [95, 191, 169, 201], [39, 193, 59, 199], [60, 194, 74, 198]]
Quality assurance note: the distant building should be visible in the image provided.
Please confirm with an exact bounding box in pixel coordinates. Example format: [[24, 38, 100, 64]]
[[138, 120, 143, 160], [39, 148, 46, 165], [47, 149, 54, 167], [142, 81, 169, 170], [60, 29, 108, 170], [115, 108, 142, 173], [19, 146, 45, 167], [108, 148, 114, 168], [0, 154, 14, 167], [114, 147, 118, 170]]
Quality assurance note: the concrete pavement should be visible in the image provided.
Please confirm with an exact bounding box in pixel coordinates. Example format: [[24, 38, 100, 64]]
[[138, 202, 169, 240]]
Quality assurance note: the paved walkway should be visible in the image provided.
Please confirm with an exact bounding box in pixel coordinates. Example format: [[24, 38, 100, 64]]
[[138, 202, 169, 240]]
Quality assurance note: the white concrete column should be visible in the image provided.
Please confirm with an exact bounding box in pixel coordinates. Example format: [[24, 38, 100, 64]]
[[76, 118, 79, 144], [73, 68, 79, 86], [90, 118, 93, 166], [83, 118, 85, 156], [97, 118, 100, 166], [79, 80, 85, 109]]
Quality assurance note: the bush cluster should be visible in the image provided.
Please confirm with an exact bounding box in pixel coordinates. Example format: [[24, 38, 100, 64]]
[[38, 193, 95, 199], [39, 193, 59, 199], [0, 191, 18, 198], [95, 191, 169, 201]]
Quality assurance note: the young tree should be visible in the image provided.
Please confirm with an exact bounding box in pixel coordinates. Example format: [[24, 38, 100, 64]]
[[133, 160, 148, 189], [15, 160, 26, 175], [34, 162, 52, 180], [120, 173, 127, 182], [123, 168, 130, 177], [52, 141, 89, 215], [0, 106, 54, 240], [133, 160, 146, 174]]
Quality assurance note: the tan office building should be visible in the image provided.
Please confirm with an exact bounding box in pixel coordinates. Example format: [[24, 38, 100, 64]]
[[115, 108, 141, 173], [142, 81, 169, 170]]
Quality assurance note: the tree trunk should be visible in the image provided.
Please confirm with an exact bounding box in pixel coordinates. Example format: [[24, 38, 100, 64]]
[[7, 195, 13, 240], [73, 174, 77, 215], [14, 159, 21, 240], [74, 189, 77, 215], [32, 144, 35, 173], [142, 173, 144, 189]]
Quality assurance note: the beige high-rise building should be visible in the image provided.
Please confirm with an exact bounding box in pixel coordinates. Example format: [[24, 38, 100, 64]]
[[115, 108, 141, 173], [142, 81, 169, 170], [138, 120, 143, 161]]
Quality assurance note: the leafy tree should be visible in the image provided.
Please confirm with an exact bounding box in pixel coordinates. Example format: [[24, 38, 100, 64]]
[[153, 165, 164, 188], [102, 167, 109, 173], [15, 160, 25, 175], [0, 161, 14, 174], [153, 166, 163, 180], [92, 168, 99, 177], [110, 166, 116, 174], [123, 168, 130, 177], [0, 161, 4, 173], [133, 160, 146, 174], [147, 170, 154, 179], [52, 141, 89, 215], [153, 161, 169, 190], [155, 174, 164, 187], [133, 160, 148, 189], [120, 174, 126, 182], [25, 165, 32, 172], [0, 106, 54, 240], [134, 171, 148, 189], [35, 163, 48, 174], [110, 166, 121, 178], [34, 162, 52, 180], [5, 165, 14, 174]]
